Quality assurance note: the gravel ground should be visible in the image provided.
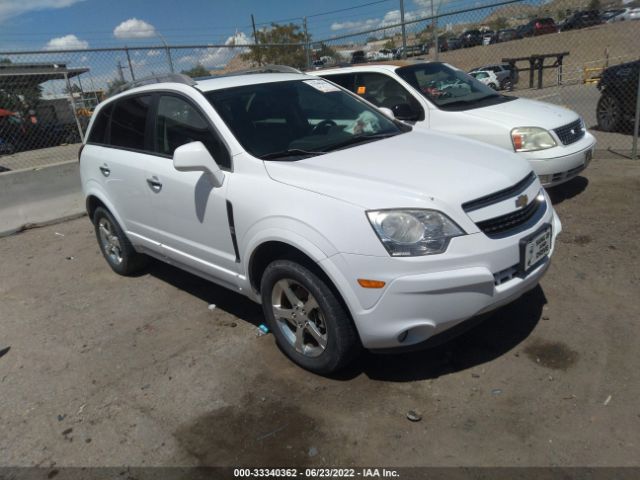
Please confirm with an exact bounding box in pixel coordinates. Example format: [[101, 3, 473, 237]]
[[0, 155, 639, 468]]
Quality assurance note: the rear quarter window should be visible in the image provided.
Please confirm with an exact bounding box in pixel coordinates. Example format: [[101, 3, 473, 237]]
[[87, 104, 112, 144], [110, 95, 152, 151]]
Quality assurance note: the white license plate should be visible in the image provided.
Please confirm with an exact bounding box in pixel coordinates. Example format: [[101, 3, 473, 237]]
[[523, 227, 552, 271]]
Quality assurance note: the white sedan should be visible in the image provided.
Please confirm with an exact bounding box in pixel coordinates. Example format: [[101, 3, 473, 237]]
[[314, 61, 596, 188]]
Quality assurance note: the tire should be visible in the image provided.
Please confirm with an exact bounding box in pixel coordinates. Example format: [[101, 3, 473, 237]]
[[488, 82, 498, 90], [596, 92, 622, 132], [93, 206, 147, 275], [260, 259, 361, 374]]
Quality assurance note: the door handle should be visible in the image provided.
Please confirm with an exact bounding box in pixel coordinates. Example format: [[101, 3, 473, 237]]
[[99, 165, 110, 177], [146, 176, 163, 192]]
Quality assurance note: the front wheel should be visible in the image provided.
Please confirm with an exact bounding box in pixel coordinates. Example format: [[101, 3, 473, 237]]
[[260, 260, 361, 374], [596, 93, 622, 132]]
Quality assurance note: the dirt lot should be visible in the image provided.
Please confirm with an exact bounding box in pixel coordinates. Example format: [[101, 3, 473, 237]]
[[1, 156, 639, 468]]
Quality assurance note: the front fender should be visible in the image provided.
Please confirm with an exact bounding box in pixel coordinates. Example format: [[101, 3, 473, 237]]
[[83, 180, 127, 231]]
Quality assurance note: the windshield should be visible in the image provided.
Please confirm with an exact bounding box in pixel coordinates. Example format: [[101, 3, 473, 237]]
[[205, 79, 405, 160], [396, 63, 513, 110]]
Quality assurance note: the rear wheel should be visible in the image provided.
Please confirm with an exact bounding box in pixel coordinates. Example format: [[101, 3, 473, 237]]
[[597, 92, 622, 132], [260, 259, 360, 374], [488, 82, 498, 90], [93, 207, 147, 275]]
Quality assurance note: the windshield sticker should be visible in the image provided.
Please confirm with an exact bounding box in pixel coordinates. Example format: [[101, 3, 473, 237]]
[[303, 79, 341, 93]]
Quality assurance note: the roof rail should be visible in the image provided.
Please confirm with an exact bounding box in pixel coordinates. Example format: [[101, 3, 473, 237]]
[[109, 73, 197, 97], [204, 64, 302, 79]]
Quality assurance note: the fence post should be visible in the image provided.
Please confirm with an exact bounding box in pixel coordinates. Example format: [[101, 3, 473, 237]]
[[303, 17, 311, 70], [400, 0, 407, 58], [432, 0, 439, 61], [63, 72, 84, 143], [632, 68, 640, 160]]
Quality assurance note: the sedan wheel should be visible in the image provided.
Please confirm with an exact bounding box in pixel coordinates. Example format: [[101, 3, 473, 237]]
[[98, 217, 123, 265]]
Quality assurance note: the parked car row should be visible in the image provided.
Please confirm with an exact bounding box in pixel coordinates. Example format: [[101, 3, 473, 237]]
[[81, 65, 593, 373]]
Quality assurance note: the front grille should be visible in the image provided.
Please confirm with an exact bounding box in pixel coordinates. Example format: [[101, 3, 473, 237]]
[[462, 172, 536, 213], [554, 119, 585, 146], [476, 197, 546, 237]]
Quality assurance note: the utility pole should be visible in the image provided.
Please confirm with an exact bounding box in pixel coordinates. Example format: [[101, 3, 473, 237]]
[[125, 47, 136, 81], [117, 60, 125, 82], [303, 16, 311, 70], [251, 14, 261, 65], [399, 0, 407, 59]]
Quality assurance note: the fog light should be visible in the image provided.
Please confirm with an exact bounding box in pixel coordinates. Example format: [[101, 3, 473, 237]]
[[398, 330, 409, 343], [538, 174, 552, 185]]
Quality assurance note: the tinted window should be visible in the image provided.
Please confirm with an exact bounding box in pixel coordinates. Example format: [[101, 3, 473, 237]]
[[110, 95, 151, 150], [206, 79, 405, 160], [352, 72, 423, 120], [88, 104, 112, 144], [155, 95, 230, 168], [322, 74, 356, 91]]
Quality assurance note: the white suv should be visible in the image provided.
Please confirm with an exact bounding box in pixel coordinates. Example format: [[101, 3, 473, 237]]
[[80, 70, 561, 373], [314, 62, 596, 187]]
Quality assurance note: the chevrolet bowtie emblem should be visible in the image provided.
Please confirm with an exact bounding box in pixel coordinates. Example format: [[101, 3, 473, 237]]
[[515, 194, 528, 209]]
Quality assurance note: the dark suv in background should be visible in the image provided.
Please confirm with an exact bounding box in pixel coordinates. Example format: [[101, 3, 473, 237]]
[[459, 29, 483, 47], [596, 60, 639, 132], [559, 10, 602, 31]]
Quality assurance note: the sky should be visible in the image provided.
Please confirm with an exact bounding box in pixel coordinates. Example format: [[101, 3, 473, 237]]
[[0, 0, 456, 51]]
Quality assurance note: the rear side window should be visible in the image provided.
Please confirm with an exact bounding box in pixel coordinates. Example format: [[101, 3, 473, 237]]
[[323, 74, 356, 91], [155, 95, 230, 169], [87, 104, 112, 144], [110, 95, 151, 151]]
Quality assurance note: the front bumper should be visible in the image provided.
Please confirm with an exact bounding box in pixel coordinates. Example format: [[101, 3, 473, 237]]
[[321, 205, 561, 350], [522, 133, 596, 188]]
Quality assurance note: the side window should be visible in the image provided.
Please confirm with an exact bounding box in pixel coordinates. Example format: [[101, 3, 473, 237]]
[[321, 74, 356, 92], [110, 95, 151, 151], [155, 95, 230, 169], [354, 72, 423, 120], [87, 103, 112, 144]]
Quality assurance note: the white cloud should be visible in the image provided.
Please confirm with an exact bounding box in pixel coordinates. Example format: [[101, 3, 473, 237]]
[[179, 32, 251, 69], [331, 18, 379, 31], [147, 49, 162, 57], [44, 34, 88, 50], [113, 18, 157, 39], [0, 0, 85, 23]]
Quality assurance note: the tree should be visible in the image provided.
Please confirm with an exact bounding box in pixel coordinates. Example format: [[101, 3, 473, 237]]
[[242, 23, 308, 69], [181, 63, 210, 78], [0, 58, 43, 114], [105, 78, 127, 97], [588, 0, 601, 11]]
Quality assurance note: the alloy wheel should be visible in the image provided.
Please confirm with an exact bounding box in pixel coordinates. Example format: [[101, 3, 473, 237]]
[[271, 278, 328, 357]]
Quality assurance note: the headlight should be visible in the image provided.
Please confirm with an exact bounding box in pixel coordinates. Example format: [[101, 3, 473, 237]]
[[511, 127, 557, 152], [367, 209, 465, 256]]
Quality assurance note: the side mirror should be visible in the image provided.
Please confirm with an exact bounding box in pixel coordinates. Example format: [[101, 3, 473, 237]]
[[391, 103, 418, 121], [378, 107, 395, 119], [173, 141, 225, 188]]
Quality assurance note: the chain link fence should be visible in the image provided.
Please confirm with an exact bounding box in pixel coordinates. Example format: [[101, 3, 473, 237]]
[[0, 0, 638, 172]]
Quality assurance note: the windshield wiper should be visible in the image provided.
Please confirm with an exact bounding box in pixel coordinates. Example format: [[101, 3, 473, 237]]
[[259, 148, 324, 160], [439, 95, 499, 107], [321, 132, 399, 152]]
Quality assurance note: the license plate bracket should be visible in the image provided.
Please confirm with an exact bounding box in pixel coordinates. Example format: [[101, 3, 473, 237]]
[[519, 224, 552, 274]]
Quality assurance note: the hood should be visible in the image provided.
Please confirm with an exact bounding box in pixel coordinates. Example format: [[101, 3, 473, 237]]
[[263, 130, 531, 212], [463, 97, 579, 130]]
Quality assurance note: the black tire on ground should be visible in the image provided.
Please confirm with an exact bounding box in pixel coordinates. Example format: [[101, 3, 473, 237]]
[[596, 92, 622, 132], [93, 206, 147, 275], [488, 82, 498, 90], [260, 259, 361, 374]]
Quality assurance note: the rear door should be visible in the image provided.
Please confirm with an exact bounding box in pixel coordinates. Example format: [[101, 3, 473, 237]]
[[82, 94, 157, 244]]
